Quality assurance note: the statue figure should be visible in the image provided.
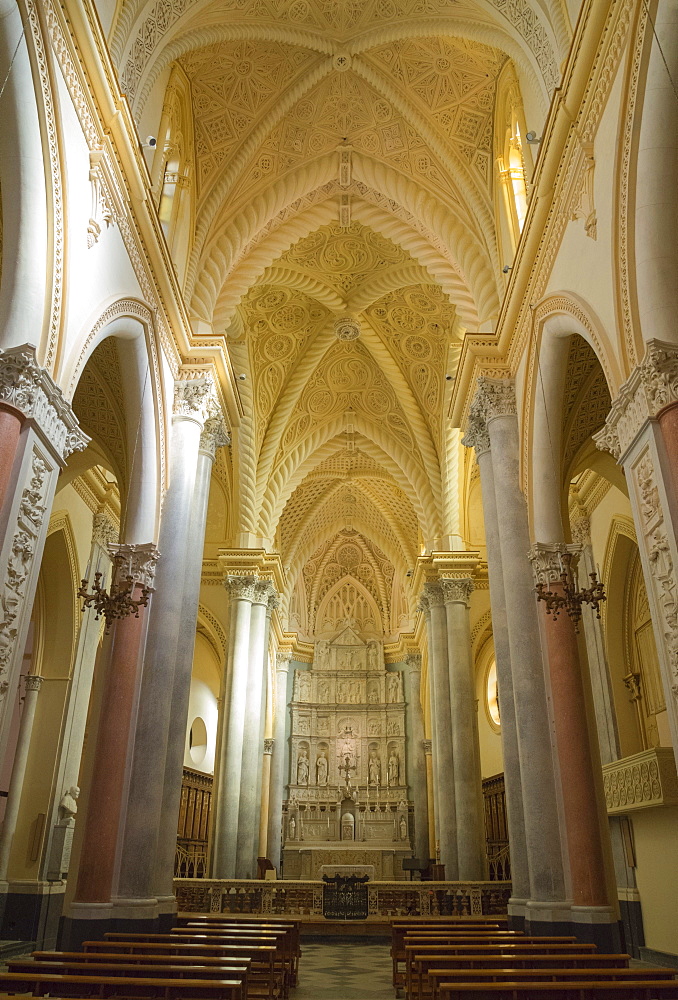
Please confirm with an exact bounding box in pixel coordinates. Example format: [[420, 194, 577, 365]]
[[288, 815, 296, 839], [368, 749, 381, 785], [387, 673, 402, 703], [388, 750, 399, 786], [349, 680, 360, 703], [298, 673, 311, 702], [318, 678, 330, 703], [297, 749, 309, 785], [367, 682, 379, 704], [399, 814, 408, 840], [338, 679, 349, 702], [316, 750, 328, 785], [316, 640, 330, 668], [368, 642, 378, 670], [58, 785, 79, 824]]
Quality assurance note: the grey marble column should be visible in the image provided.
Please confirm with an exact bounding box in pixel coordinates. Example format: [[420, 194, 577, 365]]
[[417, 599, 440, 849], [153, 414, 229, 905], [404, 654, 429, 867], [116, 378, 214, 912], [253, 593, 278, 866], [462, 419, 530, 905], [422, 582, 458, 878], [0, 673, 43, 878], [267, 652, 291, 874], [235, 581, 274, 878], [469, 377, 565, 918], [211, 577, 257, 877], [442, 578, 486, 880]]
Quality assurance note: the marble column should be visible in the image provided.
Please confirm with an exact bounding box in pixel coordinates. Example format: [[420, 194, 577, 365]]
[[252, 593, 277, 867], [236, 580, 274, 878], [211, 577, 257, 877], [71, 545, 158, 909], [115, 377, 215, 915], [153, 412, 229, 909], [529, 543, 611, 913], [258, 739, 275, 860], [422, 582, 458, 878], [461, 418, 530, 908], [595, 341, 678, 766], [41, 512, 116, 882], [423, 740, 435, 861], [418, 599, 440, 849], [267, 652, 291, 874], [0, 673, 43, 878], [0, 345, 89, 767], [469, 377, 565, 924], [404, 654, 429, 867], [441, 578, 486, 880]]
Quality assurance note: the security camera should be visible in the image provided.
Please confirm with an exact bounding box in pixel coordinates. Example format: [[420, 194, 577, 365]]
[[445, 374, 454, 382], [502, 264, 513, 274], [406, 570, 412, 578], [143, 136, 157, 148], [525, 131, 542, 144], [238, 373, 247, 381]]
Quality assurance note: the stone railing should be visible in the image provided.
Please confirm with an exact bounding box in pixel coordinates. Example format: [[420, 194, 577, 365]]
[[602, 747, 678, 814], [174, 878, 511, 918]]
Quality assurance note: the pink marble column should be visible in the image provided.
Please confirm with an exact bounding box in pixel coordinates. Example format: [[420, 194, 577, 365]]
[[531, 547, 609, 908], [73, 547, 158, 904], [0, 407, 22, 511], [657, 403, 678, 496]]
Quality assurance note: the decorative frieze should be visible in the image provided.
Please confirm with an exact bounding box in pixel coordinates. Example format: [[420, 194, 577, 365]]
[[263, 739, 275, 755], [91, 511, 119, 548], [602, 748, 678, 814], [594, 339, 678, 462], [0, 344, 90, 463]]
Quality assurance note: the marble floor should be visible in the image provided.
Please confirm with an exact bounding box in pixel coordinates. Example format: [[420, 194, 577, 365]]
[[294, 940, 394, 999]]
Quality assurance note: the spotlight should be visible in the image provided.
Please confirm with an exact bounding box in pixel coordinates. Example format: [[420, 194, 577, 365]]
[[445, 374, 454, 382], [502, 265, 513, 274], [525, 131, 542, 144], [238, 373, 247, 381], [142, 136, 157, 148]]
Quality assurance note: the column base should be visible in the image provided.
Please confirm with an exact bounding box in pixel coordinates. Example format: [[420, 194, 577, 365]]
[[59, 898, 175, 950], [523, 899, 622, 952], [0, 880, 65, 948], [506, 896, 528, 931], [617, 887, 645, 958]]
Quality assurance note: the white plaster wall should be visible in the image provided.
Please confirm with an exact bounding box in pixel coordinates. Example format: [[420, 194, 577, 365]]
[[184, 633, 221, 774]]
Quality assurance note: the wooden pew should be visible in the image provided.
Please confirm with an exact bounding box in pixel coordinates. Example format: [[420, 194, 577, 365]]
[[8, 958, 251, 994], [83, 940, 282, 999], [0, 970, 244, 1000], [89, 932, 289, 997], [438, 980, 678, 1000], [180, 924, 297, 985], [390, 924, 508, 984], [177, 917, 301, 984], [426, 967, 676, 1000]]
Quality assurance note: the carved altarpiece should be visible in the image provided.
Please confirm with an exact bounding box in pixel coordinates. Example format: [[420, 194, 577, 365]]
[[283, 627, 412, 879]]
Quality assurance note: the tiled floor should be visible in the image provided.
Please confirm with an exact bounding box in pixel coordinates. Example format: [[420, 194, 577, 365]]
[[294, 940, 394, 999]]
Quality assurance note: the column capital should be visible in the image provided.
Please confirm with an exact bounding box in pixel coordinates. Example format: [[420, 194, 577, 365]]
[[528, 541, 582, 587], [422, 739, 432, 755], [422, 581, 444, 608], [263, 738, 275, 755], [276, 651, 292, 672], [24, 673, 43, 692], [405, 652, 422, 673], [472, 375, 517, 424], [173, 376, 215, 427], [569, 507, 592, 547], [252, 580, 276, 606], [461, 409, 490, 456], [0, 344, 90, 465], [267, 591, 280, 616], [440, 577, 474, 606], [108, 541, 160, 590], [199, 413, 230, 459], [595, 339, 678, 462], [225, 575, 258, 601], [92, 511, 118, 549]]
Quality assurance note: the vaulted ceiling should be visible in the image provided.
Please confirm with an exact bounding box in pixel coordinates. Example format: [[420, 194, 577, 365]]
[[109, 0, 568, 638]]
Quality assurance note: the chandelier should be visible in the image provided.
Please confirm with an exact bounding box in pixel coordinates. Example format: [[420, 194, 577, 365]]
[[78, 550, 152, 632], [534, 549, 606, 631]]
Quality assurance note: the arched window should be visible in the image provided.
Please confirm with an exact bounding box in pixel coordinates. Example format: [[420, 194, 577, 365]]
[[494, 63, 532, 257], [486, 658, 501, 729], [507, 125, 528, 232]]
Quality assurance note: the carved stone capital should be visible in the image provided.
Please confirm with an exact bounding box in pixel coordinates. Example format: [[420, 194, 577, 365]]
[[423, 581, 444, 608], [173, 376, 214, 426], [405, 652, 422, 673], [267, 591, 281, 614], [225, 575, 257, 602], [264, 738, 275, 754], [92, 511, 118, 549], [440, 577, 474, 606], [253, 580, 276, 606], [199, 413, 230, 459], [528, 542, 582, 586], [461, 409, 491, 456], [0, 344, 90, 464], [595, 339, 678, 462], [569, 508, 592, 547], [24, 673, 43, 693], [422, 739, 433, 755], [416, 593, 430, 616], [276, 651, 292, 672], [473, 376, 517, 423], [108, 542, 160, 590]]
